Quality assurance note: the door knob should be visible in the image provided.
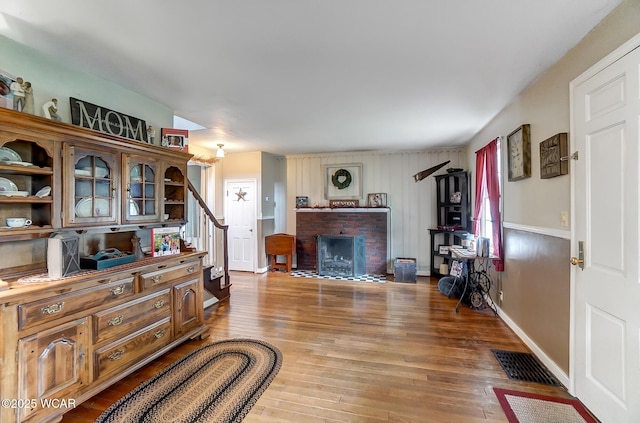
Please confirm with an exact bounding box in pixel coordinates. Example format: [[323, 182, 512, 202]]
[[571, 241, 585, 270]]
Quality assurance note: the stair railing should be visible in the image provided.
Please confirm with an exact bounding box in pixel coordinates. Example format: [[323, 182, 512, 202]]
[[186, 180, 230, 288]]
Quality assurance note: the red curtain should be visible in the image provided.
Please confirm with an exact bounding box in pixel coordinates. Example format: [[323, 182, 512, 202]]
[[474, 139, 504, 271]]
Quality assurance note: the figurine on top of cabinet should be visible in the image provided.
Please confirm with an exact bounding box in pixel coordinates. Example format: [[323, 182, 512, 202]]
[[42, 98, 62, 121], [10, 76, 24, 111]]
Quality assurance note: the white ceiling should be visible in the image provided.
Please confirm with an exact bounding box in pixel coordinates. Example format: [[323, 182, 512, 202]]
[[0, 0, 622, 155]]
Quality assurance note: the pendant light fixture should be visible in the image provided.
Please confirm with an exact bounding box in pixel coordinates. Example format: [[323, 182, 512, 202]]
[[215, 144, 225, 158]]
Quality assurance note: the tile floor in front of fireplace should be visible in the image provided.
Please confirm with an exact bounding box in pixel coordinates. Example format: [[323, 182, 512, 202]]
[[290, 269, 387, 282]]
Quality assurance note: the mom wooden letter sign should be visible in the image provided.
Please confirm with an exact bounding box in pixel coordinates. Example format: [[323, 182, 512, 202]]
[[70, 97, 149, 142]]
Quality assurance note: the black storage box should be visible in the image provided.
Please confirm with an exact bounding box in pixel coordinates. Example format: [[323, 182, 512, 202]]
[[394, 257, 417, 283]]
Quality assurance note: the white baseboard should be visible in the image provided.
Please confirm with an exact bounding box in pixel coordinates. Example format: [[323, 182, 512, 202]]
[[256, 266, 269, 274], [496, 306, 570, 388]]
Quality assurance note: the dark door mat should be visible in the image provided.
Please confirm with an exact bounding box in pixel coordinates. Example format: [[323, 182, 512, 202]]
[[491, 349, 559, 386]]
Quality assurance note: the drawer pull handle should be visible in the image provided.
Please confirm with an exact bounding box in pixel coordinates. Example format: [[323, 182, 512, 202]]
[[110, 285, 126, 295], [108, 315, 124, 326], [153, 299, 165, 309], [154, 329, 166, 339], [151, 275, 163, 283], [187, 266, 195, 274], [41, 302, 65, 315], [108, 349, 125, 361]]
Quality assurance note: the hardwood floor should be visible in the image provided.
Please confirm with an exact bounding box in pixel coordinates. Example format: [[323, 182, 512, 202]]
[[62, 271, 573, 422]]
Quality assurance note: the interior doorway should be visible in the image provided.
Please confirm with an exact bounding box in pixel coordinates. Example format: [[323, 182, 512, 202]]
[[225, 179, 257, 272], [570, 36, 640, 423]]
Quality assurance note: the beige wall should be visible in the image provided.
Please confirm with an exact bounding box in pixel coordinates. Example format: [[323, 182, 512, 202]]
[[465, 0, 640, 377], [219, 151, 287, 271], [468, 0, 640, 229]]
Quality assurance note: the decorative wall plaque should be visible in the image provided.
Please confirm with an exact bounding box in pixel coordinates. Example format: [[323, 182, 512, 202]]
[[329, 199, 359, 208], [70, 97, 148, 142], [540, 132, 568, 178]]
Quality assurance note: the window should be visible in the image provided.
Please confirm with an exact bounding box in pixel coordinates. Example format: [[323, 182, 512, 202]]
[[473, 138, 504, 271], [479, 139, 501, 250]]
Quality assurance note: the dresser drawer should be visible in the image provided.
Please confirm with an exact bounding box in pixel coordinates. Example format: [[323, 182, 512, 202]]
[[139, 261, 200, 290], [18, 278, 135, 330], [94, 317, 172, 380], [93, 289, 171, 344]]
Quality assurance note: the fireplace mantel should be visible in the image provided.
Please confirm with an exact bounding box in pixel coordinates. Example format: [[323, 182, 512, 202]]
[[295, 209, 388, 274]]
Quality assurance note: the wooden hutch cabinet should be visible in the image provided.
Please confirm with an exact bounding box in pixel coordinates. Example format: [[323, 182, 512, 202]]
[[0, 108, 208, 423]]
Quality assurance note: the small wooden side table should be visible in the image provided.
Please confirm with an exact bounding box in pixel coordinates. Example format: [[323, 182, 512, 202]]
[[265, 233, 296, 272]]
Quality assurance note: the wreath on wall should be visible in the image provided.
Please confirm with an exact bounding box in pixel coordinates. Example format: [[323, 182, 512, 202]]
[[331, 168, 352, 190]]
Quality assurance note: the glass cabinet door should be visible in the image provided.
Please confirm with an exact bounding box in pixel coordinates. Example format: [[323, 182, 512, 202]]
[[124, 155, 159, 222], [64, 145, 118, 226]]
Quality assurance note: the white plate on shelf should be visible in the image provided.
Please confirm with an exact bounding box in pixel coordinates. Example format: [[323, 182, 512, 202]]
[[3, 161, 33, 166], [35, 186, 51, 198], [0, 191, 29, 197], [130, 165, 141, 180], [0, 177, 19, 192], [129, 199, 140, 216], [75, 198, 110, 217], [80, 166, 109, 178], [0, 147, 22, 162]]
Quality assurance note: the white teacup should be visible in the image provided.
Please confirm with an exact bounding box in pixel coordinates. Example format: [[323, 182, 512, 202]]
[[7, 218, 32, 228]]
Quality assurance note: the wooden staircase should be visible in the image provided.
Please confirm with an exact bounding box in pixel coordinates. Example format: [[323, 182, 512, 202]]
[[186, 180, 231, 302]]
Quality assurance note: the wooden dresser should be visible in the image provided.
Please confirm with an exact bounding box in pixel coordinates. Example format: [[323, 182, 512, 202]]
[[0, 108, 209, 422], [1, 253, 208, 423]]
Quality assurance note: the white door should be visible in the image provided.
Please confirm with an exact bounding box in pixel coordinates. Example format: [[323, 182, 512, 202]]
[[571, 43, 640, 422], [225, 179, 256, 272]]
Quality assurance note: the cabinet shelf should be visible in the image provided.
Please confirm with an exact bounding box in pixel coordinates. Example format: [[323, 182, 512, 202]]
[[0, 226, 54, 242], [0, 196, 53, 203], [435, 171, 469, 230], [0, 165, 53, 175], [430, 229, 469, 278]]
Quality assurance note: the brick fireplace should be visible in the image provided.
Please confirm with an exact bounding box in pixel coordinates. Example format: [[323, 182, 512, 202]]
[[295, 208, 388, 275]]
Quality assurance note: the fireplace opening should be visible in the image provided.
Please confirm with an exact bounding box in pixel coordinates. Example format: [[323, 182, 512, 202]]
[[317, 235, 366, 276]]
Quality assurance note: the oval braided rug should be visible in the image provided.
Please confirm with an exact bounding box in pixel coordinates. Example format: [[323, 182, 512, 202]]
[[95, 339, 282, 423]]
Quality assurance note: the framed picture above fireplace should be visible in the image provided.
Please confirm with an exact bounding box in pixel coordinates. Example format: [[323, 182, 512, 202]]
[[325, 163, 362, 200]]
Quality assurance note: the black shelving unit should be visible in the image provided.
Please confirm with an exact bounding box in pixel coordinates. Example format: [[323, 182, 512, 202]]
[[435, 171, 469, 230], [429, 229, 468, 278], [430, 171, 470, 278]]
